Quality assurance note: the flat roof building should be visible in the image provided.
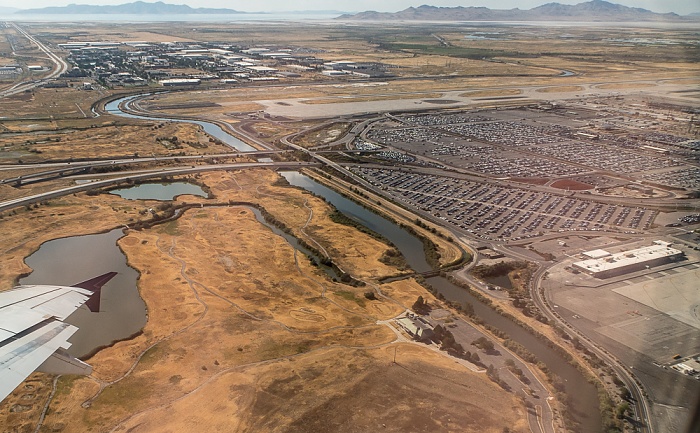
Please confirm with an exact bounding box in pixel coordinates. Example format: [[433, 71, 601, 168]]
[[159, 78, 201, 87], [573, 242, 684, 278], [582, 249, 612, 259]]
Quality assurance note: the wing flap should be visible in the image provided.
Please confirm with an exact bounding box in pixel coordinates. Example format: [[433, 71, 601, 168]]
[[0, 321, 77, 402], [0, 285, 87, 309]]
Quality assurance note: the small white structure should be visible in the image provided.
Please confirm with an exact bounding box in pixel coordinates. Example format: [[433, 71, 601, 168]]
[[159, 78, 201, 87], [395, 316, 434, 340]]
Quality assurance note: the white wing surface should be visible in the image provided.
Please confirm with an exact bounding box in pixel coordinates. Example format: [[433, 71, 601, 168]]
[[0, 272, 117, 402]]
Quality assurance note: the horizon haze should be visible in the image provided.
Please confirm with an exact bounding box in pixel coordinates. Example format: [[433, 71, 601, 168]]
[[1, 0, 698, 16]]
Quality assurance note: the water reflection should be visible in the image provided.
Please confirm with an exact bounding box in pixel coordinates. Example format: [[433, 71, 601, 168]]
[[111, 182, 207, 201], [20, 229, 146, 358]]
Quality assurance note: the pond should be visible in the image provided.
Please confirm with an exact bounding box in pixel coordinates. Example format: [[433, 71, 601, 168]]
[[110, 182, 207, 201], [20, 229, 147, 358]]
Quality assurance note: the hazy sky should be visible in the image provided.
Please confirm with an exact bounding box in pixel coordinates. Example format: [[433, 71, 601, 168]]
[[1, 0, 698, 15]]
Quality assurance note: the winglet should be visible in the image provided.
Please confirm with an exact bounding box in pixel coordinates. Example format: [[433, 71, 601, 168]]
[[71, 272, 117, 312]]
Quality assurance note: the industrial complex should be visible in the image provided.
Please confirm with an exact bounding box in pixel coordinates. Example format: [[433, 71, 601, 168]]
[[572, 241, 685, 278]]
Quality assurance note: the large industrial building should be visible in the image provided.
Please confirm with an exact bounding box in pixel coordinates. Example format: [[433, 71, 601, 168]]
[[573, 241, 685, 278]]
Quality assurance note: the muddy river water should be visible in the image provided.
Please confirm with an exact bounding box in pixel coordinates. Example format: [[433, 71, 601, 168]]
[[281, 171, 601, 432]]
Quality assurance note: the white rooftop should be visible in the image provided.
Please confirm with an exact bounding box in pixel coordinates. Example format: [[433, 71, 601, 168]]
[[582, 249, 611, 259], [574, 243, 683, 274]]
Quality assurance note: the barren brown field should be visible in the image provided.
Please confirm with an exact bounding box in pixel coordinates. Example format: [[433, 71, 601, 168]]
[[294, 122, 353, 148], [0, 169, 527, 433], [460, 88, 523, 97], [536, 85, 585, 93], [0, 120, 231, 163], [551, 179, 594, 190]]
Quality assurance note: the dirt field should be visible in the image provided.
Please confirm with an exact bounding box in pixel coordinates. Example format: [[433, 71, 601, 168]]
[[536, 86, 585, 93], [551, 179, 594, 191], [295, 122, 352, 148]]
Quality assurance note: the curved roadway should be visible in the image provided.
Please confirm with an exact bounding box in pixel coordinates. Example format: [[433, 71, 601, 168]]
[[0, 23, 69, 99]]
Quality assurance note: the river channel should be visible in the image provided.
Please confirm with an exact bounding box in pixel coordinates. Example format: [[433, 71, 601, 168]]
[[281, 171, 602, 433], [104, 95, 257, 152], [104, 96, 602, 431]]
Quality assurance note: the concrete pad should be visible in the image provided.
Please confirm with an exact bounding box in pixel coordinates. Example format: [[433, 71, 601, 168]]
[[596, 313, 700, 360], [613, 266, 700, 329]]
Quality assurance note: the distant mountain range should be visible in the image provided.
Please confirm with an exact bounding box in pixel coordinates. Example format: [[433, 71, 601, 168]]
[[338, 0, 694, 21], [19, 1, 244, 15]]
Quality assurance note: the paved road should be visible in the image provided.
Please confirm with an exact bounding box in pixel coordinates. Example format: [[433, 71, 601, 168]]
[[0, 161, 317, 212], [423, 309, 556, 433], [0, 23, 69, 99], [529, 258, 654, 433], [0, 151, 287, 185]]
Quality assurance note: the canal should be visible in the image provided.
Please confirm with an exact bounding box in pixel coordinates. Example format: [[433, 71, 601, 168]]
[[282, 171, 602, 433], [104, 96, 602, 431], [104, 95, 257, 152]]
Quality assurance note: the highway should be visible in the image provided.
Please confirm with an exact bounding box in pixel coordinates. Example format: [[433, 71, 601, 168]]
[[0, 151, 287, 185], [0, 161, 318, 213], [528, 260, 654, 433], [0, 23, 69, 99]]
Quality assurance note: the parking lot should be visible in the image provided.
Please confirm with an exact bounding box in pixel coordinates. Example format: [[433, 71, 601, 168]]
[[361, 107, 694, 188], [352, 167, 656, 241]]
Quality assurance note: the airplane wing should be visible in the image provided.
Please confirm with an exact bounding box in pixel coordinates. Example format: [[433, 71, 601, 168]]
[[0, 272, 117, 403]]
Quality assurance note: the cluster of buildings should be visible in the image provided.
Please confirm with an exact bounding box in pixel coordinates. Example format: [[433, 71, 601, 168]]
[[0, 64, 42, 76], [58, 40, 393, 88], [572, 240, 685, 278]]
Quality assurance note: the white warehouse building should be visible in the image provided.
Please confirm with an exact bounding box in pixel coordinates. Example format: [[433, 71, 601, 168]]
[[573, 242, 684, 278]]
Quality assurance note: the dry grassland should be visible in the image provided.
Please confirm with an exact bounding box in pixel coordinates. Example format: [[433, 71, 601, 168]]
[[597, 82, 657, 90], [107, 346, 526, 433], [0, 86, 102, 120], [460, 89, 523, 97], [230, 119, 310, 148], [295, 122, 352, 148], [536, 86, 585, 93], [0, 168, 526, 432], [0, 120, 231, 163]]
